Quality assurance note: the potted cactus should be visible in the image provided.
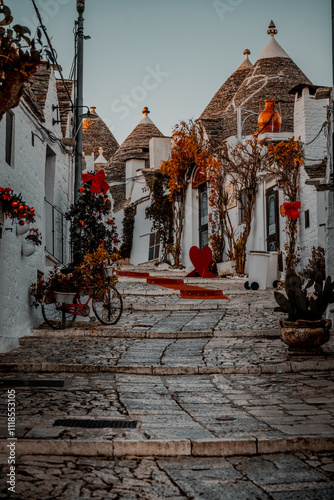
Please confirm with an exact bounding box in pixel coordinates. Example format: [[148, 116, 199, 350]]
[[274, 271, 333, 352]]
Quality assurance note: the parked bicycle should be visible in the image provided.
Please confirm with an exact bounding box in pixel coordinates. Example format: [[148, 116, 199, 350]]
[[41, 270, 123, 330]]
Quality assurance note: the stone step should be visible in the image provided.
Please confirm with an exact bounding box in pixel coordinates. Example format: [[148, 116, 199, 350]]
[[29, 329, 280, 339], [2, 358, 334, 374], [1, 435, 333, 458]]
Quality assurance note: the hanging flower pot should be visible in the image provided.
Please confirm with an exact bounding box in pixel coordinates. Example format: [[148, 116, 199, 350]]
[[21, 242, 36, 257], [16, 223, 29, 236]]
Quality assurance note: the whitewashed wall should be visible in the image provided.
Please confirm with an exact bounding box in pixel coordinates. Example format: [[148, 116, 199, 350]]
[[183, 183, 199, 269], [0, 69, 74, 353], [294, 88, 328, 271]]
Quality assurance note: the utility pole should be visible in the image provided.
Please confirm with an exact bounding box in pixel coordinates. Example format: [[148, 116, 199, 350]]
[[74, 0, 86, 202], [332, 0, 334, 186]]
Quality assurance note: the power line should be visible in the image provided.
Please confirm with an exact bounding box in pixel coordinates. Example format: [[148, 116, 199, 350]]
[[30, 0, 73, 106], [305, 122, 328, 146]]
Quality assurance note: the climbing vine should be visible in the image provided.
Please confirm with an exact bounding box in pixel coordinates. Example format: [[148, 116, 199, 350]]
[[160, 120, 219, 267], [145, 171, 174, 264], [120, 205, 136, 259]]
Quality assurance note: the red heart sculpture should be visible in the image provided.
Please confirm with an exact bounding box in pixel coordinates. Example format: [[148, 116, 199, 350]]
[[188, 246, 215, 278]]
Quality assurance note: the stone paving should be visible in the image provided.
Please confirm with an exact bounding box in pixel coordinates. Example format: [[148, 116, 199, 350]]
[[1, 371, 334, 445], [1, 335, 334, 375], [0, 270, 334, 498], [0, 453, 334, 499]]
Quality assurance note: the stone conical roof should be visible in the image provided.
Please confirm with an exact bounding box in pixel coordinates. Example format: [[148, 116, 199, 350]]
[[197, 50, 253, 143], [221, 21, 312, 139], [82, 107, 119, 163], [106, 107, 164, 211], [199, 49, 253, 122], [106, 108, 164, 182], [56, 79, 74, 137]]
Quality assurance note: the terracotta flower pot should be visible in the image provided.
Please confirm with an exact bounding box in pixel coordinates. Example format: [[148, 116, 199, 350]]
[[258, 99, 282, 133], [279, 318, 331, 354]]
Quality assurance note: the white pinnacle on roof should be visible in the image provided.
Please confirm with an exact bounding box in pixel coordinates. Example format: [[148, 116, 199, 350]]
[[140, 106, 154, 124], [258, 21, 290, 60], [237, 49, 253, 70], [94, 147, 108, 165]]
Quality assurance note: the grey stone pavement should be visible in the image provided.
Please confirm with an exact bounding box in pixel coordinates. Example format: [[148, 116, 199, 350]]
[[1, 269, 334, 498]]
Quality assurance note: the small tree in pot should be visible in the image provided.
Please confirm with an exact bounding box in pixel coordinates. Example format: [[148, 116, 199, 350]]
[[274, 270, 334, 353]]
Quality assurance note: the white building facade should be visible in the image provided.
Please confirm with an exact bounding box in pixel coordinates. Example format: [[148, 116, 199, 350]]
[[0, 65, 74, 352]]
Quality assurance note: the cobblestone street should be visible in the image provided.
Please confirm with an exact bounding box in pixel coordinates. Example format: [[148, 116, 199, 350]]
[[1, 272, 334, 498]]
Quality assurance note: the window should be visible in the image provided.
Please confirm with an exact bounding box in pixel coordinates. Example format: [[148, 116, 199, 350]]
[[238, 190, 248, 224], [5, 112, 14, 166], [305, 210, 310, 229], [148, 233, 160, 261]]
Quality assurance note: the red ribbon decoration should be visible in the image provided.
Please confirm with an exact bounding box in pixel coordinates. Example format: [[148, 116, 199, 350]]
[[282, 201, 301, 220], [82, 170, 110, 194]]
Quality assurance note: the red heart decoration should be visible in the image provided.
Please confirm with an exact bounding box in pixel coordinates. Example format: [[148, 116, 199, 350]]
[[189, 246, 212, 276]]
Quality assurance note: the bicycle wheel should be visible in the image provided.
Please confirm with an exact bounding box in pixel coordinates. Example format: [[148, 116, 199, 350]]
[[92, 286, 123, 325], [41, 298, 77, 330]]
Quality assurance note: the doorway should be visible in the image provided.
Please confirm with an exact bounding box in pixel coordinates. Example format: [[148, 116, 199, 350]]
[[266, 187, 280, 251], [199, 184, 208, 249]]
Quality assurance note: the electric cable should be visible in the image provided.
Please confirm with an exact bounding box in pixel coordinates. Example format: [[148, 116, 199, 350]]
[[30, 0, 73, 106], [305, 122, 328, 146]]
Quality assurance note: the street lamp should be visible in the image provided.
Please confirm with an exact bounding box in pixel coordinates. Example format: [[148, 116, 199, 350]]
[[237, 107, 258, 142], [74, 0, 87, 202], [52, 104, 97, 126]]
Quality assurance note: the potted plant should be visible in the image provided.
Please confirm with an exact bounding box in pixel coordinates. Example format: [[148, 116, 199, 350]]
[[29, 278, 47, 308], [274, 270, 334, 353], [75, 247, 119, 296], [45, 266, 79, 304], [22, 228, 42, 256]]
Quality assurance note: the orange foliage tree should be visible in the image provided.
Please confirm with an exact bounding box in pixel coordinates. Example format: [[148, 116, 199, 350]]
[[208, 134, 267, 274], [266, 137, 304, 272], [160, 120, 219, 267]]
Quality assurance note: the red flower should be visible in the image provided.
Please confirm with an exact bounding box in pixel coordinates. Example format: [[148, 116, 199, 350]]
[[100, 242, 105, 246], [19, 220, 25, 226], [79, 187, 85, 192], [80, 220, 85, 227]]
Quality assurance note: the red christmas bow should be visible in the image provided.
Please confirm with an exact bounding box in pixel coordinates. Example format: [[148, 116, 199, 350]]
[[282, 201, 301, 220], [82, 170, 110, 194]]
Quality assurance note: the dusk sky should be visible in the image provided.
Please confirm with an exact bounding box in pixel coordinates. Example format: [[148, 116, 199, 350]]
[[8, 0, 332, 144]]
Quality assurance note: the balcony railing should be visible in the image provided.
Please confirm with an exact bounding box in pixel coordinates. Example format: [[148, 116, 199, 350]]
[[44, 198, 68, 264]]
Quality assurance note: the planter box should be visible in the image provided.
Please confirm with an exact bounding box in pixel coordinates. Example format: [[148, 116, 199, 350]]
[[55, 292, 76, 304], [216, 261, 235, 277]]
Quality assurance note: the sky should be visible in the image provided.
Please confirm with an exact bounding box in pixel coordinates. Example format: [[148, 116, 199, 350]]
[[7, 0, 332, 145]]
